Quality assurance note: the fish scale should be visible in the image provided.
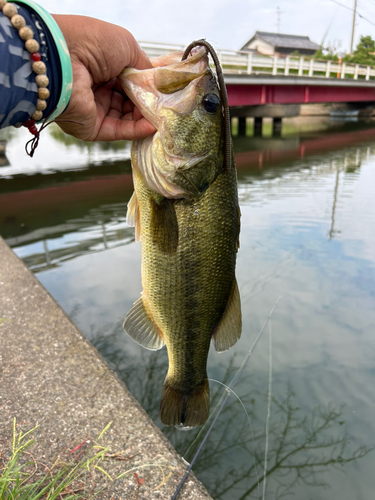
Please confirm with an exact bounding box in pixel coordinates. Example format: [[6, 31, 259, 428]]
[[121, 46, 241, 428]]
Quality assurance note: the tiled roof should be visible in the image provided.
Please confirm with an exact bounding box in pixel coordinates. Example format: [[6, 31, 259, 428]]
[[241, 31, 320, 51]]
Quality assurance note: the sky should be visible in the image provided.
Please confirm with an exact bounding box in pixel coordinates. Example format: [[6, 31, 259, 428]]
[[38, 0, 374, 55]]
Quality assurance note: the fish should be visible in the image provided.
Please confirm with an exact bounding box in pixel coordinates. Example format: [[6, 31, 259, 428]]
[[119, 43, 241, 428]]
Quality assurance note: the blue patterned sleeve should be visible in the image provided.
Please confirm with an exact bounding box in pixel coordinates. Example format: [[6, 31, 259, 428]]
[[0, 2, 62, 128]]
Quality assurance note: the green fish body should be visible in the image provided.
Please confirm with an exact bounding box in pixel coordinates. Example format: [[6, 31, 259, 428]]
[[120, 47, 241, 428]]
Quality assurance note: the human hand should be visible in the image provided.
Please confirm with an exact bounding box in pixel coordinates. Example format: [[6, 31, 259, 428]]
[[52, 15, 156, 141]]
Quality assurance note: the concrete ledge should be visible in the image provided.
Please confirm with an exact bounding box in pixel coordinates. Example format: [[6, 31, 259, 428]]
[[0, 237, 212, 500]]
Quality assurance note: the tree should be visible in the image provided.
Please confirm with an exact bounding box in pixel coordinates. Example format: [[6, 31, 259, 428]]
[[344, 35, 375, 65], [313, 48, 339, 61]]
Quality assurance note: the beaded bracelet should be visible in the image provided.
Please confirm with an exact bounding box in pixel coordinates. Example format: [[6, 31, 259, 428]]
[[14, 0, 73, 123], [0, 0, 49, 135]]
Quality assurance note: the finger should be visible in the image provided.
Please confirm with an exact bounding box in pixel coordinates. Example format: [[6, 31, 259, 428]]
[[94, 83, 150, 126], [131, 105, 144, 121], [150, 51, 184, 67], [93, 80, 123, 115], [122, 99, 135, 114], [132, 45, 154, 71], [94, 115, 156, 141]]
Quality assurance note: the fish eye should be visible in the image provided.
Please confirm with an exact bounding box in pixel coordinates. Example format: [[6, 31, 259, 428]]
[[202, 93, 220, 114]]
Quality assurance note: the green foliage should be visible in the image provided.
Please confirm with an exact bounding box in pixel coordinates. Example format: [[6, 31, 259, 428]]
[[0, 419, 102, 499], [344, 36, 375, 65], [0, 419, 173, 499], [313, 48, 339, 61]]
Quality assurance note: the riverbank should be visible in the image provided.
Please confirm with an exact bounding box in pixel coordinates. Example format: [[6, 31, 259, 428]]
[[0, 237, 212, 500]]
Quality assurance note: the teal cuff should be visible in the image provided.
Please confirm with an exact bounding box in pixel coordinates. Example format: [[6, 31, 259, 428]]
[[11, 0, 73, 121]]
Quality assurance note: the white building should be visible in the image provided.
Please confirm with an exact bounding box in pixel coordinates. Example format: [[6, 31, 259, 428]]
[[241, 31, 320, 57]]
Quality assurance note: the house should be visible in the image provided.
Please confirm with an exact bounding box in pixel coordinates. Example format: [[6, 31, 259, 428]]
[[240, 31, 320, 57]]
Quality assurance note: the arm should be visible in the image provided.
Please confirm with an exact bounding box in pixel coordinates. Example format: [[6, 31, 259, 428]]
[[0, 1, 155, 141]]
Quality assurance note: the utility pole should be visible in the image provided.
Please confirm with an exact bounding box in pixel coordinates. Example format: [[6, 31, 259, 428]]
[[350, 0, 358, 55]]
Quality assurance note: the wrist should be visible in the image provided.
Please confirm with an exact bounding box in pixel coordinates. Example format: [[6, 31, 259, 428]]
[[12, 0, 73, 121]]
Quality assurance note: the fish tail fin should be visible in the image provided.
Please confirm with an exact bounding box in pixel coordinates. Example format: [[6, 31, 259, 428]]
[[159, 378, 210, 428]]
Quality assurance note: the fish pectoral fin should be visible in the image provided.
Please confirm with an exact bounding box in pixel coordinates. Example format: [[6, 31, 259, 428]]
[[212, 278, 242, 352], [126, 192, 141, 242], [123, 297, 165, 350], [150, 196, 178, 254]]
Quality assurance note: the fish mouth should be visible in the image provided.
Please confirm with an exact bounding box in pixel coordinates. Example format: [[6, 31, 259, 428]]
[[119, 46, 209, 129]]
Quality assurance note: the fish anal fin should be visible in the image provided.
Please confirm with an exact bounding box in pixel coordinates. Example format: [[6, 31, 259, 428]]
[[150, 196, 178, 254], [126, 192, 141, 242], [212, 278, 242, 352], [123, 296, 164, 350]]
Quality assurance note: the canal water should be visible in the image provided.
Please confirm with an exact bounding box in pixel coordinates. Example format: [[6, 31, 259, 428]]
[[1, 118, 375, 499]]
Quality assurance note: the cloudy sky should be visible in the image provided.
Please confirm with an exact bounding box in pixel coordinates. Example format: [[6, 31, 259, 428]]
[[39, 0, 374, 54]]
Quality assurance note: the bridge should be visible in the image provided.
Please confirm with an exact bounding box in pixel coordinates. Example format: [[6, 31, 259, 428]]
[[140, 42, 375, 135]]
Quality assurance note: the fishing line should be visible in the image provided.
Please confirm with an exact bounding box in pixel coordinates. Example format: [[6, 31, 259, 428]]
[[208, 379, 252, 433], [181, 39, 232, 173], [171, 296, 281, 500], [262, 321, 273, 500], [171, 391, 228, 500], [209, 378, 261, 496], [229, 297, 281, 390], [182, 380, 228, 459]]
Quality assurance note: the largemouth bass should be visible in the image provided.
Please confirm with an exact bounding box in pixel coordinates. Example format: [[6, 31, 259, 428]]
[[119, 44, 241, 428]]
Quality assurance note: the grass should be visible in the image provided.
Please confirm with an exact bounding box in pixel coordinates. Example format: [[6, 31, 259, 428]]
[[0, 419, 114, 499], [0, 419, 174, 500]]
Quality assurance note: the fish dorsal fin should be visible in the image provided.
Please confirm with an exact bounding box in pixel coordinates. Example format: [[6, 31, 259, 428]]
[[126, 192, 141, 242], [212, 278, 242, 352], [150, 196, 179, 254], [123, 297, 165, 350]]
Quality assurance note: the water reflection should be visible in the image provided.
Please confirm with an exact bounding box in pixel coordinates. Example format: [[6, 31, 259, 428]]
[[91, 321, 373, 500], [4, 143, 373, 271], [2, 122, 375, 499], [0, 124, 132, 177], [49, 125, 130, 152], [20, 222, 134, 273]]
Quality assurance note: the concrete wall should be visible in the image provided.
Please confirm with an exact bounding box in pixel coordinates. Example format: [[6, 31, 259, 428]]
[[0, 237, 212, 500], [230, 104, 301, 118]]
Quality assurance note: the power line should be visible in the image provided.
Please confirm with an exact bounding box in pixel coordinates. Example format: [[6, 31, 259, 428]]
[[328, 0, 375, 26], [357, 1, 375, 17]]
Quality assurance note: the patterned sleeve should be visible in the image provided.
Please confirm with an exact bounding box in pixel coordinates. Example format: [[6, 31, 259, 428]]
[[0, 2, 63, 128]]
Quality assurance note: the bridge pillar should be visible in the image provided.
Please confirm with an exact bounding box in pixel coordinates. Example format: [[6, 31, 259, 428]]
[[254, 117, 263, 137], [238, 117, 247, 136], [273, 117, 282, 136]]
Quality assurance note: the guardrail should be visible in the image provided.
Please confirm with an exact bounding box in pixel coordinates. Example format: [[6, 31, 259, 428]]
[[139, 41, 375, 81]]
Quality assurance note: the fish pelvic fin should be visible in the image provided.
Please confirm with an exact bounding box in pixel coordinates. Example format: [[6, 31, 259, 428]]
[[160, 379, 209, 428], [123, 296, 165, 350], [126, 192, 141, 242], [212, 278, 242, 352], [150, 196, 178, 254]]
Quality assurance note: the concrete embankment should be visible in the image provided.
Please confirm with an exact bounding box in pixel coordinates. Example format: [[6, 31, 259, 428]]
[[0, 237, 212, 500]]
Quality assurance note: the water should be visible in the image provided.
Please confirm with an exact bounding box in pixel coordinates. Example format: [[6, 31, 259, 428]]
[[1, 118, 375, 499]]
